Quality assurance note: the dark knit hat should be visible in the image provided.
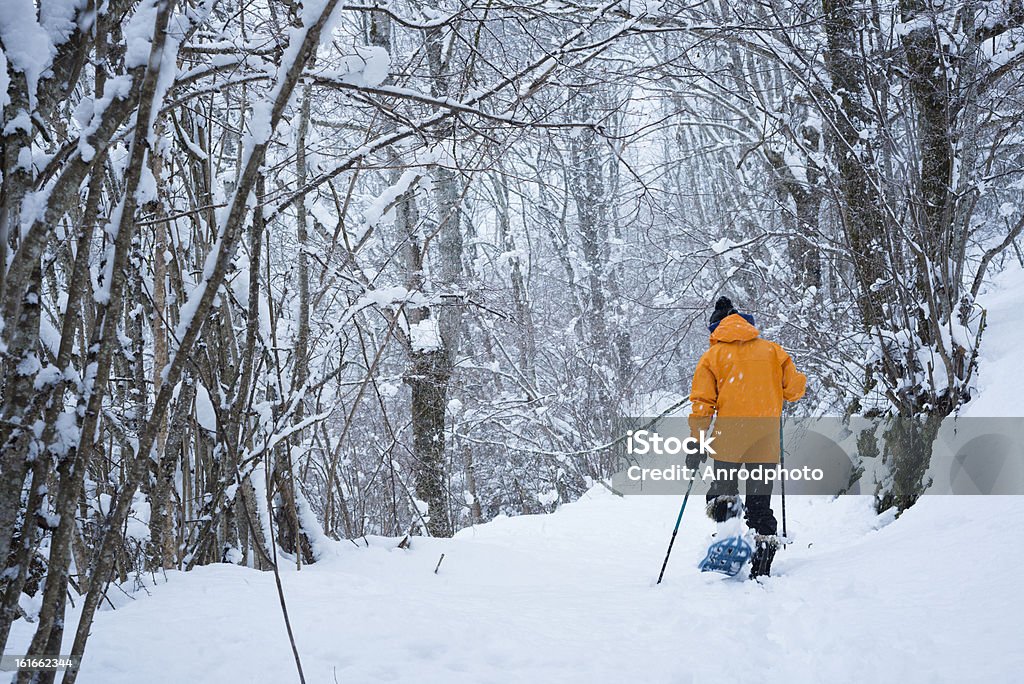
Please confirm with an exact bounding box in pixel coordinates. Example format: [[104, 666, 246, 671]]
[[708, 296, 738, 332]]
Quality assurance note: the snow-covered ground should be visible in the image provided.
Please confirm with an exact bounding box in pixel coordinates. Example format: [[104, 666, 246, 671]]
[[10, 493, 1023, 683], [9, 264, 1024, 683]]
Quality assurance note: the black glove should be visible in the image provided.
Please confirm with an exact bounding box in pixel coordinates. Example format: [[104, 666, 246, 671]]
[[686, 450, 705, 473]]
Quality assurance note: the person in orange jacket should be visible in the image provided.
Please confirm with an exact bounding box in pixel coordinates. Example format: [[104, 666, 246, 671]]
[[686, 296, 807, 577]]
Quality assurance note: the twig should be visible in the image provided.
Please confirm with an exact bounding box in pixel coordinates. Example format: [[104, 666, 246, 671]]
[[265, 455, 307, 684]]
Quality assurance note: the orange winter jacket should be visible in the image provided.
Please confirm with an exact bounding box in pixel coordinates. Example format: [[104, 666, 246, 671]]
[[688, 314, 806, 463]]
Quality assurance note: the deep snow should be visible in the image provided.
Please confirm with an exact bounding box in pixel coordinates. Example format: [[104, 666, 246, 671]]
[[962, 263, 1024, 418], [9, 493, 1023, 683]]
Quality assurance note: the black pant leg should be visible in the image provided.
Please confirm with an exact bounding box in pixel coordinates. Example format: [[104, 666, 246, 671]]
[[743, 464, 778, 536]]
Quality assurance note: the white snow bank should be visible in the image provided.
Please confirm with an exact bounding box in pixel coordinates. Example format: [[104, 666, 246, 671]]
[[963, 263, 1024, 417], [9, 490, 1022, 683]]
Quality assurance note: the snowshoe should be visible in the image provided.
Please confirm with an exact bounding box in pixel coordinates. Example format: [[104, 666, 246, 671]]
[[698, 534, 753, 577], [700, 497, 755, 577]]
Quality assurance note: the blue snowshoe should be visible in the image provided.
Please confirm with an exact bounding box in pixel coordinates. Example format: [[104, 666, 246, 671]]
[[698, 535, 753, 577]]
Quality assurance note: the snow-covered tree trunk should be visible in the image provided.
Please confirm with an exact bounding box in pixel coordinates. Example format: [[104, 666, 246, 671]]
[[272, 71, 315, 565]]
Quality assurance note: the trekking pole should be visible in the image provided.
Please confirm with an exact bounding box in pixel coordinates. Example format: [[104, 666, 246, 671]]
[[780, 415, 788, 548], [656, 477, 696, 584]]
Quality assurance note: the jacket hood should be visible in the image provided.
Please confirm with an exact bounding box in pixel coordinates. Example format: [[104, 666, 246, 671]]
[[710, 313, 760, 344]]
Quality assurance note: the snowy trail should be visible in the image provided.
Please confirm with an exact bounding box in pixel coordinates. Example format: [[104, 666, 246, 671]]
[[12, 493, 1023, 683]]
